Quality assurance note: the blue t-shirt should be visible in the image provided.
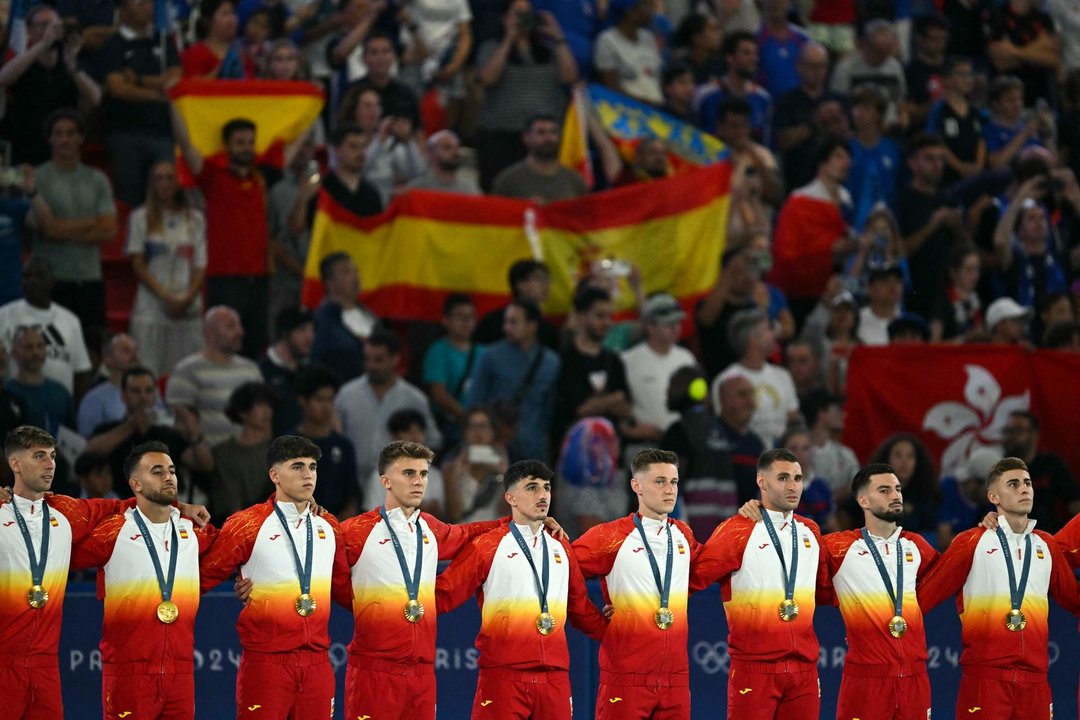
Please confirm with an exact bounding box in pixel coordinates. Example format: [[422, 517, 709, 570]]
[[846, 136, 901, 225], [938, 475, 992, 536], [756, 24, 809, 96], [4, 378, 73, 436], [982, 114, 1043, 155], [531, 0, 599, 77], [697, 84, 773, 145], [0, 198, 27, 306], [796, 476, 834, 529]]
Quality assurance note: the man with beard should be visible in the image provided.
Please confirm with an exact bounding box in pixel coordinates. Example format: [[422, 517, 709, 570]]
[[697, 31, 774, 145], [72, 441, 217, 719], [408, 131, 481, 194], [492, 115, 587, 204]]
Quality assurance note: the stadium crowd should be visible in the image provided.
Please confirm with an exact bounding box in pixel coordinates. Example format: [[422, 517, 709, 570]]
[[2, 0, 1080, 553]]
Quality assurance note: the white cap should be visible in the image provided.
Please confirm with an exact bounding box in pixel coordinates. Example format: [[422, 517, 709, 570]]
[[986, 297, 1031, 330]]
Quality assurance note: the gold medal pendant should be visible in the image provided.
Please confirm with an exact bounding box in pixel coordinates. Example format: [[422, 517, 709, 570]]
[[156, 600, 179, 624], [1005, 608, 1026, 632], [295, 593, 317, 617], [27, 585, 49, 609], [887, 615, 908, 638], [654, 607, 674, 630], [535, 612, 557, 636], [778, 599, 799, 622], [404, 599, 425, 623]]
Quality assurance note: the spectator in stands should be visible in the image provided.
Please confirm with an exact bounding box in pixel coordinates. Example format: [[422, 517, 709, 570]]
[[696, 247, 757, 378], [87, 366, 202, 498], [554, 287, 634, 443], [847, 83, 901, 215], [205, 381, 275, 516], [714, 97, 782, 209], [887, 312, 931, 344], [670, 14, 722, 86], [711, 308, 799, 449], [697, 31, 772, 145], [127, 160, 207, 377], [843, 204, 905, 300], [4, 326, 73, 437], [773, 42, 844, 192], [336, 85, 383, 138], [660, 62, 696, 122], [442, 406, 509, 523], [857, 264, 904, 346], [474, 0, 577, 190], [984, 75, 1046, 169], [99, 0, 181, 204], [786, 425, 834, 531], [801, 388, 859, 498], [1035, 292, 1075, 347], [985, 0, 1059, 109], [755, 0, 809, 96], [865, 433, 939, 536], [363, 115, 427, 207], [898, 133, 965, 318], [903, 14, 948, 130], [937, 446, 999, 549], [0, 5, 101, 166], [473, 259, 558, 348], [311, 252, 381, 382], [621, 293, 696, 438], [337, 329, 442, 482], [408, 130, 482, 194], [267, 136, 314, 328], [992, 193, 1068, 309], [466, 300, 559, 462], [172, 114, 271, 358], [259, 307, 313, 435], [292, 364, 357, 517], [1003, 409, 1079, 533], [830, 19, 907, 127], [925, 56, 986, 185], [594, 0, 663, 106], [0, 257, 93, 399], [492, 114, 587, 204], [801, 283, 860, 394], [805, 0, 855, 56], [784, 340, 824, 406], [75, 451, 117, 500], [554, 416, 622, 536], [182, 0, 255, 78], [259, 39, 307, 80], [27, 109, 116, 334], [592, 134, 672, 189], [423, 294, 483, 447], [930, 244, 984, 342], [397, 0, 472, 124], [327, 4, 388, 94], [165, 306, 263, 447], [986, 297, 1032, 346], [0, 164, 33, 308], [341, 34, 421, 130], [294, 125, 382, 232], [76, 333, 140, 437], [362, 408, 447, 515]]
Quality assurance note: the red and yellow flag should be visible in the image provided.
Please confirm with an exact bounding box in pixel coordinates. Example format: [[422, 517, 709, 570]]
[[301, 163, 731, 323]]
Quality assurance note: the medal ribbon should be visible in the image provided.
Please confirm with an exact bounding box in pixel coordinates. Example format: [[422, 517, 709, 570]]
[[508, 524, 550, 615], [379, 506, 423, 604], [132, 510, 179, 603], [11, 498, 50, 589], [274, 504, 313, 597], [633, 514, 673, 610], [995, 527, 1032, 615], [761, 510, 799, 604], [860, 528, 903, 619]]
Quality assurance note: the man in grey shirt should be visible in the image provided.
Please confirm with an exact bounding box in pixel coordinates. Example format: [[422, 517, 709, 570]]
[[407, 130, 481, 195], [492, 114, 587, 204]]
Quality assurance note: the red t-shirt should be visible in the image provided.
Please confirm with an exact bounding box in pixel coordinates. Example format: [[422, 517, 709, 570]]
[[198, 162, 268, 277]]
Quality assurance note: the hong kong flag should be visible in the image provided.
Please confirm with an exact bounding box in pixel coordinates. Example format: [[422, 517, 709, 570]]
[[844, 345, 1080, 479]]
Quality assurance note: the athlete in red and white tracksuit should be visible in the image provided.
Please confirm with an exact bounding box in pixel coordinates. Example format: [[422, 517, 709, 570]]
[[1055, 512, 1080, 714]]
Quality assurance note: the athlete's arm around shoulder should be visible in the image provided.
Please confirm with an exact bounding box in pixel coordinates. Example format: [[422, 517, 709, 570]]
[[917, 526, 983, 612], [435, 525, 502, 613], [1039, 530, 1080, 616], [1054, 513, 1080, 570], [688, 515, 754, 592], [425, 511, 504, 560], [797, 514, 834, 605], [197, 505, 266, 593], [571, 515, 635, 579], [70, 512, 127, 572]]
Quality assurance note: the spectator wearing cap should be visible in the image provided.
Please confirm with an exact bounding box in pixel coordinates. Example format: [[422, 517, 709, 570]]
[[621, 293, 697, 436], [857, 264, 904, 346], [697, 31, 774, 145], [1003, 410, 1079, 533], [830, 20, 908, 127], [407, 131, 482, 195], [801, 388, 859, 499], [986, 297, 1032, 346], [888, 312, 930, 344], [937, 446, 1000, 548], [423, 294, 485, 448], [259, 306, 314, 435], [594, 0, 664, 106], [930, 244, 984, 342], [473, 259, 559, 349], [311, 252, 382, 383], [992, 191, 1068, 309]]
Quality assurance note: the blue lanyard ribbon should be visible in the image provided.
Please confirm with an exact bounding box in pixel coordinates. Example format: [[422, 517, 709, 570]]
[[274, 504, 313, 596], [508, 524, 549, 614], [379, 506, 423, 602], [633, 514, 673, 609], [761, 511, 798, 602], [131, 510, 179, 603], [996, 527, 1032, 613], [11, 498, 50, 587], [860, 527, 903, 618]]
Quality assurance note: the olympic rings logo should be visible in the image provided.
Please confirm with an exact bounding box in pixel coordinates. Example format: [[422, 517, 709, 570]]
[[691, 641, 730, 675]]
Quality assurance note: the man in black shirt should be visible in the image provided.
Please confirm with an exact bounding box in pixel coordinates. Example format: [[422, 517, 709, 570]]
[[294, 124, 383, 230], [259, 307, 314, 436], [342, 34, 421, 127], [903, 14, 948, 129], [926, 56, 985, 186], [473, 259, 559, 348], [1003, 410, 1079, 533]]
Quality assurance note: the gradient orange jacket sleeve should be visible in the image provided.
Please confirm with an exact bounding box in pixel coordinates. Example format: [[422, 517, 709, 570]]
[[804, 518, 834, 606], [435, 531, 498, 613], [563, 539, 606, 641], [70, 515, 125, 575], [911, 533, 939, 580], [334, 517, 375, 609], [917, 527, 979, 612], [1054, 513, 1080, 570], [323, 513, 352, 611], [571, 520, 624, 579], [1044, 533, 1080, 615], [689, 516, 751, 592], [198, 509, 260, 593], [195, 523, 218, 555], [428, 515, 503, 560]]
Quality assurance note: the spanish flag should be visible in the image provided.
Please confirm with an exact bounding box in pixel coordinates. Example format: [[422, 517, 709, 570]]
[[559, 85, 594, 189], [301, 163, 731, 323]]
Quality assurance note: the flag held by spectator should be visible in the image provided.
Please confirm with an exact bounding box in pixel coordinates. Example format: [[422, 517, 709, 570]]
[[559, 85, 594, 189]]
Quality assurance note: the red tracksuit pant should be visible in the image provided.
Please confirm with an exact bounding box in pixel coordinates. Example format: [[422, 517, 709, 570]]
[[344, 656, 437, 720], [235, 650, 336, 720]]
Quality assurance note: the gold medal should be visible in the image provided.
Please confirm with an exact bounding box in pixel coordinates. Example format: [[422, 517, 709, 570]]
[[535, 612, 556, 635], [654, 607, 674, 630], [778, 599, 799, 622], [27, 585, 48, 609], [295, 593, 317, 617], [888, 615, 908, 638], [156, 600, 179, 624], [404, 599, 425, 623], [1005, 608, 1026, 632]]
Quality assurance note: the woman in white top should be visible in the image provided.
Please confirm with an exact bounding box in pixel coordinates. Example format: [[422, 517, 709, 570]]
[[126, 161, 207, 377]]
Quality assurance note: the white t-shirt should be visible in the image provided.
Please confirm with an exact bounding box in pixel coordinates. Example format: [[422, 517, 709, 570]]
[[0, 299, 92, 395], [620, 341, 697, 431], [594, 28, 664, 105], [711, 361, 799, 448], [126, 207, 207, 322], [856, 305, 900, 347], [412, 0, 470, 60]]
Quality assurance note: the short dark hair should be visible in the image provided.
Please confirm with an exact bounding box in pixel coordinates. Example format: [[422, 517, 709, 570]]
[[851, 83, 888, 115], [523, 114, 559, 133], [811, 138, 850, 169], [367, 329, 402, 355], [266, 435, 322, 470], [504, 459, 555, 491], [631, 448, 678, 476], [377, 439, 434, 474], [5, 426, 55, 457], [225, 382, 277, 424], [43, 107, 83, 139], [986, 456, 1028, 488], [913, 13, 948, 36], [989, 75, 1024, 105], [508, 259, 548, 292], [722, 30, 755, 57], [714, 96, 752, 124], [319, 251, 351, 282], [121, 365, 155, 391], [942, 55, 972, 76], [362, 31, 396, 51], [123, 440, 171, 480], [222, 118, 256, 144], [758, 448, 798, 472], [662, 61, 693, 87], [850, 462, 897, 496], [572, 286, 611, 313], [905, 132, 945, 158], [509, 299, 542, 325], [294, 364, 340, 399], [1008, 409, 1039, 432], [74, 451, 110, 478], [387, 408, 426, 435], [331, 123, 366, 147], [443, 293, 473, 316]]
